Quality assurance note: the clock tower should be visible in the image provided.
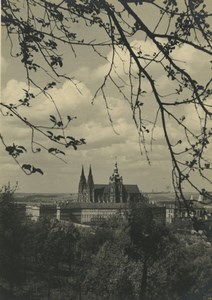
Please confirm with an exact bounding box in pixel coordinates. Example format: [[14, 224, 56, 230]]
[[108, 162, 123, 203]]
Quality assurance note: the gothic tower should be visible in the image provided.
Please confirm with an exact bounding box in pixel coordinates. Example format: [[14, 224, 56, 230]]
[[78, 166, 87, 202], [87, 165, 95, 202], [108, 162, 123, 203]]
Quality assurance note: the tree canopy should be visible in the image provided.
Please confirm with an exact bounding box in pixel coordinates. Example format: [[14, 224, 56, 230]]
[[1, 0, 212, 200], [1, 196, 211, 300]]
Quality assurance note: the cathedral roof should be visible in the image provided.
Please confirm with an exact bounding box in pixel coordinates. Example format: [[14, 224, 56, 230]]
[[94, 184, 108, 189], [94, 184, 110, 194], [94, 184, 140, 195], [123, 184, 140, 194]]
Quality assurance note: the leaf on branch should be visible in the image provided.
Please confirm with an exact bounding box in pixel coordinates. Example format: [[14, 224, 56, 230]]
[[47, 131, 53, 137], [54, 135, 65, 141], [180, 116, 185, 122], [18, 146, 27, 152], [48, 148, 56, 153], [80, 138, 86, 144], [59, 150, 65, 155], [50, 56, 63, 68], [22, 164, 32, 171], [67, 136, 76, 141], [5, 144, 27, 157], [50, 115, 57, 124], [44, 82, 56, 90], [67, 115, 77, 121], [57, 121, 63, 127], [48, 148, 65, 155], [5, 146, 15, 156], [32, 167, 44, 175], [22, 164, 44, 175]]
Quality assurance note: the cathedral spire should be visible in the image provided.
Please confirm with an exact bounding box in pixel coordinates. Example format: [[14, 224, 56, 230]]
[[88, 164, 92, 176], [81, 165, 85, 177], [88, 165, 94, 186], [79, 165, 87, 185], [78, 165, 87, 202], [87, 165, 94, 202]]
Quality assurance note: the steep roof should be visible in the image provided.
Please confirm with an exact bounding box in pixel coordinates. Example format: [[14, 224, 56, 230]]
[[94, 184, 110, 194], [124, 184, 140, 194], [94, 184, 140, 195], [94, 184, 108, 189]]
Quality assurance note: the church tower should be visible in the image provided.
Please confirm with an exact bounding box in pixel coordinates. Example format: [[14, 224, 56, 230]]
[[78, 166, 87, 202], [87, 165, 95, 202], [109, 162, 123, 203]]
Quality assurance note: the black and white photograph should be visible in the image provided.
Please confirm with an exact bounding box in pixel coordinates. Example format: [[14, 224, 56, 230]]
[[1, 0, 212, 299]]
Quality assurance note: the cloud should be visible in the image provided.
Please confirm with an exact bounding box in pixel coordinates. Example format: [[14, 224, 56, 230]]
[[1, 79, 28, 104], [78, 38, 210, 100], [171, 44, 210, 75], [1, 35, 211, 193], [1, 75, 174, 193], [92, 39, 162, 81], [1, 78, 139, 154]]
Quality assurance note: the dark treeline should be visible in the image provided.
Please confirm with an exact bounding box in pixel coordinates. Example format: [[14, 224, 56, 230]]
[[0, 186, 212, 300]]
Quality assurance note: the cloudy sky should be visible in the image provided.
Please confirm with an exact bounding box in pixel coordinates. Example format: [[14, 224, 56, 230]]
[[1, 1, 211, 193]]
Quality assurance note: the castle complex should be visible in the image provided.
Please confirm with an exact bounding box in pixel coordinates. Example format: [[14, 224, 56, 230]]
[[24, 163, 168, 225], [78, 163, 142, 203]]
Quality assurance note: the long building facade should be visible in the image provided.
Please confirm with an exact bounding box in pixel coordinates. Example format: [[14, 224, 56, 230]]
[[26, 202, 166, 225]]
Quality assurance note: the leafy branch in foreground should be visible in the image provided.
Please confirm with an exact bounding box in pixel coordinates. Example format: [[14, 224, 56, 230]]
[[1, 78, 86, 173], [1, 0, 212, 207]]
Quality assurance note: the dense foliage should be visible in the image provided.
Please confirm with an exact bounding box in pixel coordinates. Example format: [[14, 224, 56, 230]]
[[1, 0, 212, 201], [0, 188, 211, 300]]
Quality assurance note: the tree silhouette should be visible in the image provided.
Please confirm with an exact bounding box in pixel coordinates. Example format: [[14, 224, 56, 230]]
[[128, 204, 170, 299], [1, 1, 211, 201], [0, 183, 27, 294]]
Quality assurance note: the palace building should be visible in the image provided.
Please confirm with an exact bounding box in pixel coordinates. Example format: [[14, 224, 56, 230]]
[[78, 163, 142, 203]]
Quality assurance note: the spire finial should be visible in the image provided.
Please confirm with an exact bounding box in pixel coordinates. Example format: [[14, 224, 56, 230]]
[[88, 164, 93, 178], [81, 165, 85, 175], [114, 158, 119, 174]]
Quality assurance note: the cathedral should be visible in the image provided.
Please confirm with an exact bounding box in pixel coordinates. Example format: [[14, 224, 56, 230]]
[[78, 163, 142, 203], [25, 163, 166, 225]]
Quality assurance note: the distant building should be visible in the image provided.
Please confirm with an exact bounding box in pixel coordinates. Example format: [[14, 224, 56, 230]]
[[165, 203, 176, 224], [150, 197, 208, 225], [26, 204, 57, 221], [78, 163, 142, 203], [25, 202, 166, 225], [198, 189, 212, 204], [26, 205, 40, 221], [175, 200, 206, 220]]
